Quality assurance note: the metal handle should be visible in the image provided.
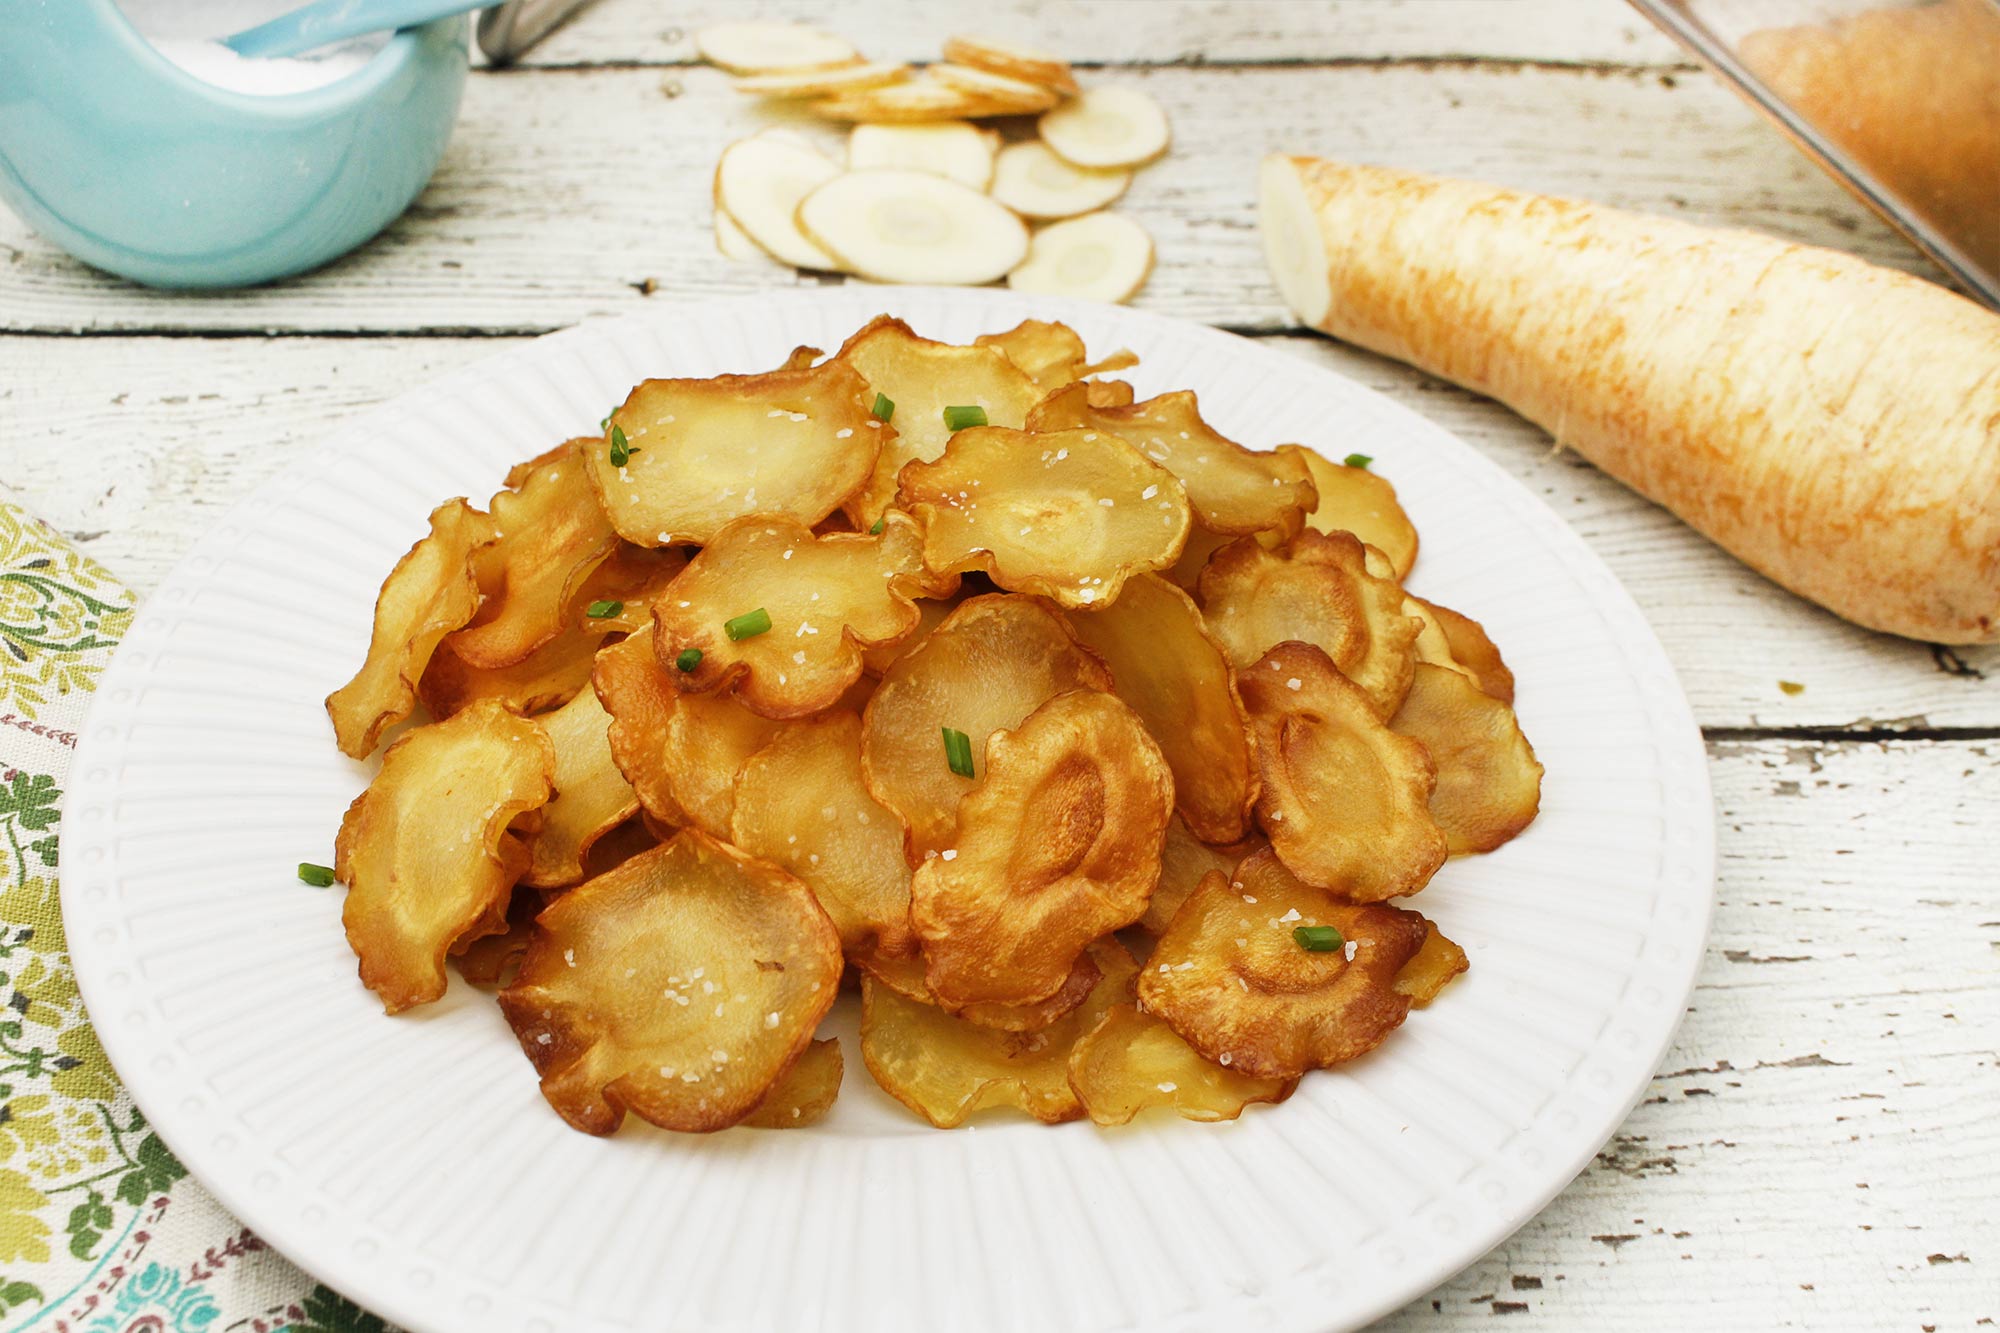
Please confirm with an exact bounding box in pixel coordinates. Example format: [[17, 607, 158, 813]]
[[476, 0, 597, 64]]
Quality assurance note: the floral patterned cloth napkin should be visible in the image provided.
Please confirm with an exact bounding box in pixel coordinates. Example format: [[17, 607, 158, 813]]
[[0, 490, 385, 1332]]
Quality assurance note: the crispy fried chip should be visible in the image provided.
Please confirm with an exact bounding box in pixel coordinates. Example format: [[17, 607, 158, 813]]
[[861, 594, 1112, 860], [859, 947, 1101, 1031], [1287, 447, 1419, 579], [1066, 572, 1256, 843], [525, 680, 639, 889], [1140, 816, 1264, 936], [580, 815, 662, 879], [911, 690, 1173, 1007], [1390, 663, 1543, 854], [327, 499, 496, 758], [335, 700, 555, 1012], [1239, 642, 1446, 901], [860, 938, 1135, 1127], [833, 316, 1043, 526], [898, 426, 1190, 608], [1027, 384, 1316, 538], [570, 543, 689, 635], [449, 442, 618, 669], [654, 512, 950, 718], [973, 319, 1090, 389], [858, 593, 957, 675], [731, 710, 916, 963], [1167, 523, 1236, 593], [1394, 921, 1470, 1006], [741, 1038, 842, 1128], [1413, 597, 1515, 704], [1137, 853, 1432, 1079], [1200, 528, 1421, 717], [498, 830, 842, 1135], [421, 624, 603, 720], [1068, 1001, 1293, 1125], [589, 357, 882, 546], [1084, 379, 1136, 408], [452, 887, 541, 988]]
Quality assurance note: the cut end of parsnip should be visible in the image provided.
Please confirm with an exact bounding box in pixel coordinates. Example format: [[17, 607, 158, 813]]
[[695, 22, 858, 75], [715, 135, 845, 272], [734, 62, 910, 99], [848, 121, 998, 190], [713, 206, 774, 265], [990, 141, 1130, 220], [1006, 212, 1154, 304], [800, 169, 1029, 285], [930, 63, 1062, 114], [1258, 154, 1332, 328], [942, 35, 1079, 95], [1038, 86, 1171, 170]]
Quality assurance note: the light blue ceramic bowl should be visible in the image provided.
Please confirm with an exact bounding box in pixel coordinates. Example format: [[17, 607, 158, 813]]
[[0, 0, 469, 288]]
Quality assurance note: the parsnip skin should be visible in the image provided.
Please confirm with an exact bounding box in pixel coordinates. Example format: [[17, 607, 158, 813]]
[[1260, 154, 2000, 644]]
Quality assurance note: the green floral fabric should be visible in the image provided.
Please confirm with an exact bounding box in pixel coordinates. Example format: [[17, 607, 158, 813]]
[[0, 493, 389, 1332]]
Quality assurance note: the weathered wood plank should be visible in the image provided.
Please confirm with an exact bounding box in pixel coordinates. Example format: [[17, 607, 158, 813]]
[[0, 61, 1922, 336], [1383, 736, 2000, 1330], [5, 335, 1994, 727], [507, 0, 1686, 69]]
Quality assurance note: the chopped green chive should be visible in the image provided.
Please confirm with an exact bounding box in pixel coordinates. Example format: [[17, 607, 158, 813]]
[[941, 726, 975, 778], [868, 517, 885, 535], [585, 599, 624, 619], [942, 404, 987, 431], [675, 647, 703, 673], [298, 862, 336, 888], [872, 392, 895, 422], [1293, 924, 1345, 953], [599, 414, 610, 431], [724, 607, 772, 641], [609, 424, 634, 467], [1342, 453, 1373, 470]]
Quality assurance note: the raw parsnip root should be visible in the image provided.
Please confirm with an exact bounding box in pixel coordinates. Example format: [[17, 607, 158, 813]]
[[713, 207, 773, 264], [1006, 212, 1154, 304], [847, 121, 997, 190], [810, 77, 1022, 124], [799, 169, 1028, 285], [930, 63, 1062, 114], [942, 35, 1078, 95], [1039, 86, 1171, 169], [733, 62, 909, 99], [989, 141, 1131, 220], [695, 21, 858, 75], [713, 135, 844, 271]]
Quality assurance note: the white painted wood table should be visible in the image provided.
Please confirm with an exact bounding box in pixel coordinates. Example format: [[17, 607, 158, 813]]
[[5, 1, 1996, 1327]]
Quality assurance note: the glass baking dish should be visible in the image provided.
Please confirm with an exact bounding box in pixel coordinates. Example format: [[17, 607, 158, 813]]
[[1629, 0, 2000, 308]]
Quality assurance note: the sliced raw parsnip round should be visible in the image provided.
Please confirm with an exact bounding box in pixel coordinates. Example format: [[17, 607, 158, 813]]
[[1068, 1002, 1294, 1126], [1039, 85, 1171, 169], [1238, 641, 1446, 901], [897, 426, 1191, 609], [1286, 447, 1419, 579], [798, 169, 1028, 285], [1141, 816, 1264, 936], [1390, 663, 1543, 854], [695, 21, 858, 74], [942, 35, 1078, 95], [1394, 921, 1470, 1006], [524, 682, 638, 891], [929, 63, 1061, 113], [1006, 212, 1155, 304], [847, 121, 996, 190], [810, 77, 1023, 123], [910, 690, 1174, 1008], [734, 62, 909, 99], [989, 141, 1131, 220], [712, 135, 844, 271]]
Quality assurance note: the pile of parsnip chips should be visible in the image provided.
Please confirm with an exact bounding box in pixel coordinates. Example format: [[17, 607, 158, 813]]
[[322, 315, 1541, 1135]]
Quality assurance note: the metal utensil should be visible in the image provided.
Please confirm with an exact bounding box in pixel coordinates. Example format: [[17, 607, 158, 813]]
[[477, 0, 599, 64]]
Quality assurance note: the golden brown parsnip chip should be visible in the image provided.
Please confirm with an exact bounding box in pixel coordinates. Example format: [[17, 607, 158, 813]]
[[861, 594, 1112, 860], [1200, 528, 1421, 718], [1137, 853, 1431, 1079], [452, 887, 541, 987], [833, 316, 1043, 526], [449, 442, 618, 669], [570, 543, 689, 635], [1390, 664, 1543, 854], [912, 690, 1173, 1007], [731, 710, 916, 962], [860, 938, 1135, 1127], [858, 593, 957, 675], [1168, 523, 1236, 593], [742, 1038, 842, 1128], [1412, 597, 1515, 704], [1028, 384, 1316, 538], [591, 627, 690, 828], [420, 624, 602, 720], [898, 426, 1190, 609], [1084, 379, 1136, 408], [525, 681, 639, 889], [1239, 642, 1446, 901], [579, 815, 662, 879], [335, 700, 555, 1013], [326, 498, 496, 758], [503, 441, 573, 492], [973, 319, 1091, 390], [859, 947, 1101, 1032], [1068, 1002, 1293, 1125], [498, 830, 842, 1135], [1287, 447, 1418, 579], [655, 512, 952, 718], [1394, 921, 1470, 1006], [1140, 816, 1264, 936], [1066, 573, 1257, 843], [589, 358, 882, 546]]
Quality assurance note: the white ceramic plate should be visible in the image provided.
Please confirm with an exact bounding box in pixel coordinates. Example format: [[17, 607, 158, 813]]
[[63, 288, 1713, 1333]]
